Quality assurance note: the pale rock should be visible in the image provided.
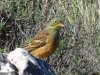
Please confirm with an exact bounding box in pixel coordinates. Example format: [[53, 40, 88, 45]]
[[0, 48, 55, 75]]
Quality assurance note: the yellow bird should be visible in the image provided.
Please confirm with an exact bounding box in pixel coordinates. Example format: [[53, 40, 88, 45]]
[[22, 18, 64, 58]]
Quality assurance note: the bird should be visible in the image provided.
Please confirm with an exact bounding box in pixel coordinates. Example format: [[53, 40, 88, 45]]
[[22, 18, 64, 58]]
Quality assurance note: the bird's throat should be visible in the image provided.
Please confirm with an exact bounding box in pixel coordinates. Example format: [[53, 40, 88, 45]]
[[48, 29, 59, 41]]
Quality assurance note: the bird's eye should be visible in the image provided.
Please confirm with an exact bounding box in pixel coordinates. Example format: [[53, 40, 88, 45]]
[[54, 20, 57, 23]]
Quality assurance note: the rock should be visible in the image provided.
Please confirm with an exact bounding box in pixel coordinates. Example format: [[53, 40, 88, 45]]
[[0, 48, 55, 75], [0, 53, 17, 73]]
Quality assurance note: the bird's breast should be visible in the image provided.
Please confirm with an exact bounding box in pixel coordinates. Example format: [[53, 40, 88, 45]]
[[30, 35, 59, 58], [46, 35, 59, 52]]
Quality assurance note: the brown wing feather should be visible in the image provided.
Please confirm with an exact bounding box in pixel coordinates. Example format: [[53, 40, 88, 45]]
[[22, 29, 49, 51]]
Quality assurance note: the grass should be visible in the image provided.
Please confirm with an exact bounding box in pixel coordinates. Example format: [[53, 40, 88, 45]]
[[0, 0, 100, 75]]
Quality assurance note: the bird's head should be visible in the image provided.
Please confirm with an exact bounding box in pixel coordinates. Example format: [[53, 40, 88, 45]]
[[46, 18, 64, 31]]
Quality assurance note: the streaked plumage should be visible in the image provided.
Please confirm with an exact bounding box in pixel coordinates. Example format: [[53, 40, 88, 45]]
[[22, 18, 64, 58]]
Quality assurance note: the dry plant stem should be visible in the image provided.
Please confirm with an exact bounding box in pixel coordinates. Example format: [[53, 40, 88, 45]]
[[43, 0, 49, 16]]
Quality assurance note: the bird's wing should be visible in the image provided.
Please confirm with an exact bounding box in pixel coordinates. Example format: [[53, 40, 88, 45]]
[[22, 29, 49, 51]]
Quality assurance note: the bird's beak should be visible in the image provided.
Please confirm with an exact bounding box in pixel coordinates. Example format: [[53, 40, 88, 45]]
[[59, 23, 64, 27]]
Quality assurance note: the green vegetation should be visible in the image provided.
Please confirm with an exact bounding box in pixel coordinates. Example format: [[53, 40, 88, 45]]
[[2, 46, 8, 53], [0, 0, 100, 75]]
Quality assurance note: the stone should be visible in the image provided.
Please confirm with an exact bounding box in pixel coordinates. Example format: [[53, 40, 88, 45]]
[[0, 48, 55, 75]]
